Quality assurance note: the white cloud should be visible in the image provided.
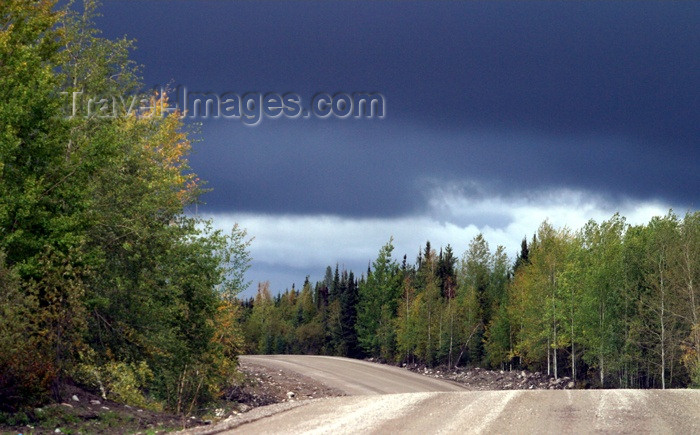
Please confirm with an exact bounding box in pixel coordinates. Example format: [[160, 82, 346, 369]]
[[202, 187, 671, 295]]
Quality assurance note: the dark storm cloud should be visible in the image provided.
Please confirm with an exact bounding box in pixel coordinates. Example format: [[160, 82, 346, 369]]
[[189, 120, 695, 217], [96, 1, 699, 216], [188, 120, 423, 216]]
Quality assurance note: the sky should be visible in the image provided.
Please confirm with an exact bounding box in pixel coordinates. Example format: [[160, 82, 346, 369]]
[[94, 1, 699, 296]]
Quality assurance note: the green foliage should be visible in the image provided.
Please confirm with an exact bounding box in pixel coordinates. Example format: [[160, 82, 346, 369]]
[[0, 410, 30, 426], [0, 0, 251, 413], [97, 411, 128, 428], [72, 355, 159, 410], [35, 406, 81, 429], [484, 303, 511, 368], [239, 211, 699, 389], [0, 252, 52, 410], [356, 239, 402, 358]]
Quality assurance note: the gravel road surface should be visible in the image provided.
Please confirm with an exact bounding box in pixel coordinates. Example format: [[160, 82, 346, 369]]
[[231, 389, 700, 434], [207, 356, 700, 434], [239, 355, 468, 395]]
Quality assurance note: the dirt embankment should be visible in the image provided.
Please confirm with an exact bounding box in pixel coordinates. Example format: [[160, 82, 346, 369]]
[[397, 361, 575, 390], [178, 359, 346, 434], [182, 356, 580, 434], [0, 361, 342, 435], [0, 383, 204, 434], [2, 357, 576, 434], [229, 357, 574, 418], [227, 359, 345, 410]]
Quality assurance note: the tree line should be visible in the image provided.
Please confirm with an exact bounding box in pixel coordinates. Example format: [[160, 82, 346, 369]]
[[240, 212, 700, 389], [1, 0, 250, 412]]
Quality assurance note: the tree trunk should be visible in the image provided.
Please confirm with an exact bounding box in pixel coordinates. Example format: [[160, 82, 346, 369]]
[[547, 336, 551, 376], [552, 268, 558, 379], [455, 323, 481, 369], [660, 255, 667, 390], [599, 299, 605, 386], [439, 310, 443, 359], [570, 281, 576, 381], [449, 298, 454, 369], [406, 286, 411, 363], [571, 316, 576, 381], [554, 329, 558, 379], [427, 308, 431, 363]]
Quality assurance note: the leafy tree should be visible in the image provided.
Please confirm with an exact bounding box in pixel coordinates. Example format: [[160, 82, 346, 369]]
[[458, 234, 491, 364], [642, 214, 684, 389], [676, 212, 700, 385], [396, 273, 419, 363], [0, 251, 50, 409], [483, 246, 512, 369], [339, 271, 360, 357], [1, 0, 252, 411], [356, 239, 401, 358], [0, 0, 85, 404]]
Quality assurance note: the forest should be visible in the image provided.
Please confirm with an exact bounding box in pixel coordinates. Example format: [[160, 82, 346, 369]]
[[0, 0, 250, 413], [239, 212, 700, 389]]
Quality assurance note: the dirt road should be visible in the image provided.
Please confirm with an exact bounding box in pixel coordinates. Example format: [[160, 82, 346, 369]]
[[218, 356, 700, 434], [239, 355, 467, 395]]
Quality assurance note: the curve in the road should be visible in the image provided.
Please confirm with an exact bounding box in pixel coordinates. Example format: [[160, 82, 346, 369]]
[[231, 389, 700, 434], [239, 354, 467, 395], [223, 355, 700, 434]]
